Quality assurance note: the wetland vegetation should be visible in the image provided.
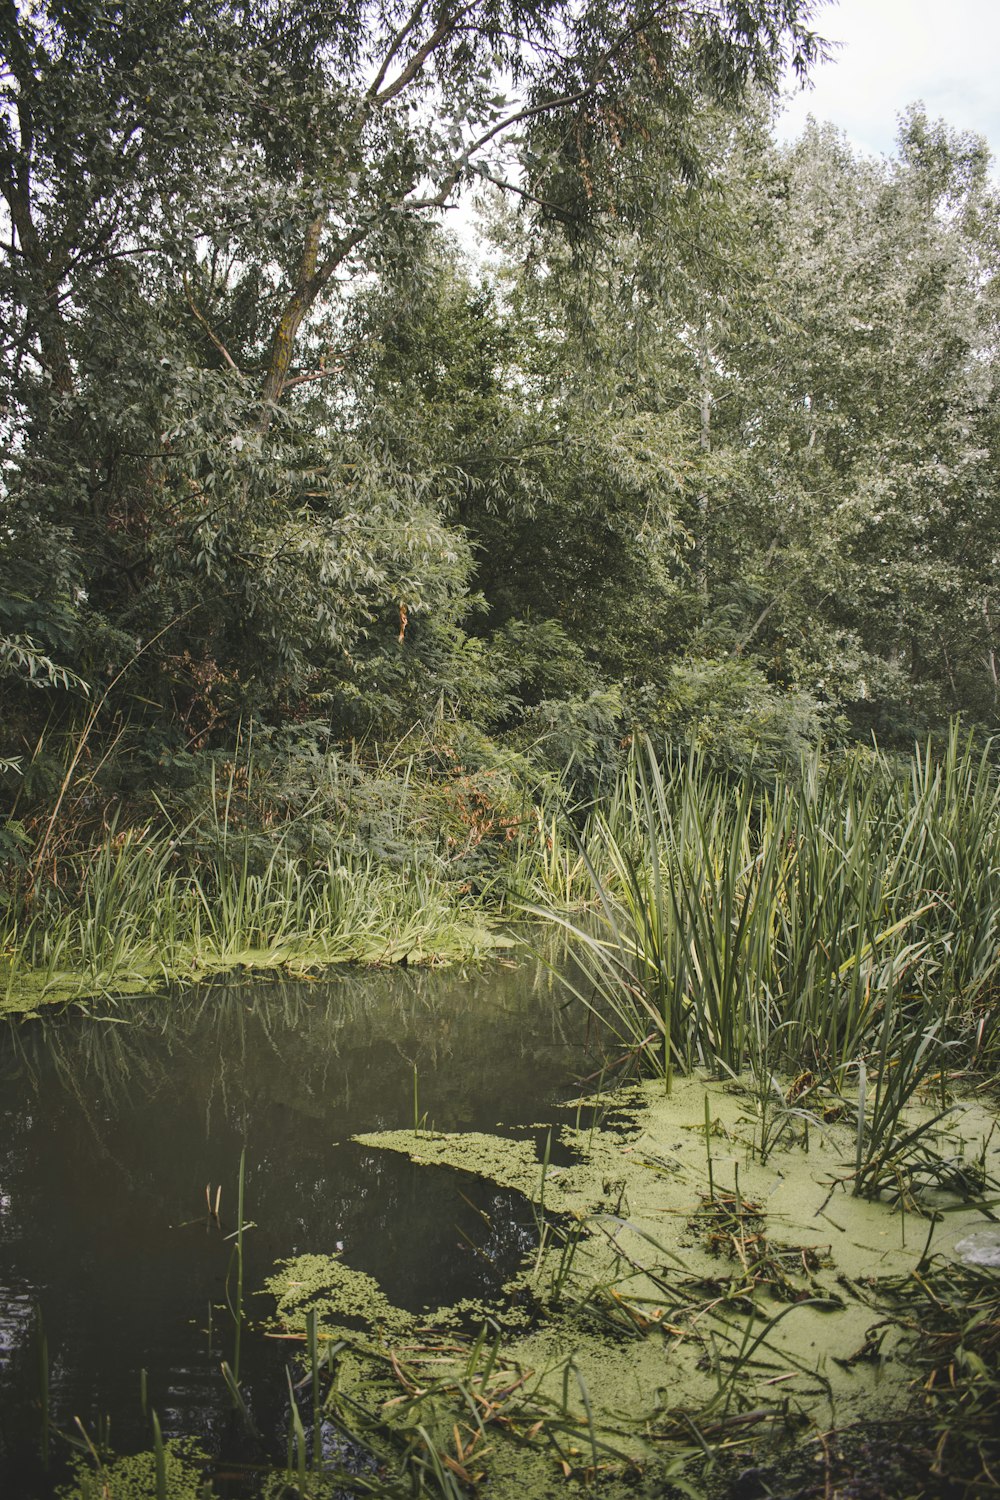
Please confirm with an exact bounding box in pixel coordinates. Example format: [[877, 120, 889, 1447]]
[[3, 734, 1000, 1499], [3, 0, 1000, 1493]]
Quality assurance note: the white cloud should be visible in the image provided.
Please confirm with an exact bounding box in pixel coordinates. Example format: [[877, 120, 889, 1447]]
[[776, 0, 1000, 164]]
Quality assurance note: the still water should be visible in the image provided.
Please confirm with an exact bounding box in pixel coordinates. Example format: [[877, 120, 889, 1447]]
[[0, 955, 592, 1496]]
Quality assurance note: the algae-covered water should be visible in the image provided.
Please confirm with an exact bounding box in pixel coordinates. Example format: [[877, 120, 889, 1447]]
[[0, 959, 587, 1496], [1, 958, 998, 1499]]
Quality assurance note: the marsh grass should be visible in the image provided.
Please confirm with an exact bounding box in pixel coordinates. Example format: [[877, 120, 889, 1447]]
[[528, 730, 1000, 1198], [1, 729, 551, 1007], [0, 840, 492, 1008], [1, 821, 499, 1012]]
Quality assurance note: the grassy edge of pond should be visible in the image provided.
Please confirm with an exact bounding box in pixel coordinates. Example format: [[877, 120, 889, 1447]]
[[1, 729, 578, 1017], [23, 725, 1000, 1496], [0, 822, 539, 1019]]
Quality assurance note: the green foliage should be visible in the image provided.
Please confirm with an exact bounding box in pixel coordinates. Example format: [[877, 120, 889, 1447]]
[[648, 657, 829, 774], [0, 724, 560, 1007], [4, 0, 1000, 994], [484, 99, 1000, 747], [517, 686, 625, 789], [535, 730, 1000, 1109], [0, 0, 822, 771]]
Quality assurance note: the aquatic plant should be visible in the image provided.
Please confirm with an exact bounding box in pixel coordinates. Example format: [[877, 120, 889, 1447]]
[[37, 1064, 1000, 1500], [57, 1437, 211, 1500], [534, 732, 1000, 1122]]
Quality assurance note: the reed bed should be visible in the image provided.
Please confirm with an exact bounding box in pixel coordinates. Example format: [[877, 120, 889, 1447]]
[[528, 727, 1000, 1183], [0, 730, 544, 1006]]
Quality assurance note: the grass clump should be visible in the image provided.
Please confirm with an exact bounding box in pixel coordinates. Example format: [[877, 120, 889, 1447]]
[[0, 726, 552, 1012], [533, 727, 1000, 1202]]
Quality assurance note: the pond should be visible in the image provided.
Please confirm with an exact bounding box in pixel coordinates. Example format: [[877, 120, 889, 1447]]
[[0, 956, 592, 1497], [3, 954, 998, 1500]]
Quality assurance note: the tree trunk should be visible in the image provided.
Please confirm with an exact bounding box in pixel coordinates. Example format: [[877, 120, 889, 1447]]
[[695, 330, 711, 613], [257, 216, 325, 428], [3, 175, 74, 396]]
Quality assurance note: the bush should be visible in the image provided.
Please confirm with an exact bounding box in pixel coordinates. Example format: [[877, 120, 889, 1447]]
[[649, 656, 829, 773]]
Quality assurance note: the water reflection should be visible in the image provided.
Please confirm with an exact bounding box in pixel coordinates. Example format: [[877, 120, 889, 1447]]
[[0, 954, 590, 1495]]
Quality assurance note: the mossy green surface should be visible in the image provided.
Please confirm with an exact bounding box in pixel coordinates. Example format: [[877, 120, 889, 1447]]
[[280, 1073, 1000, 1496], [57, 1074, 994, 1498], [56, 1439, 209, 1499]]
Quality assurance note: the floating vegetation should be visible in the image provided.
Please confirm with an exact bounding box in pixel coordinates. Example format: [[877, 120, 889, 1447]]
[[229, 1074, 1000, 1499], [34, 1065, 1000, 1499], [687, 1189, 830, 1303], [57, 1438, 210, 1500], [880, 1258, 1000, 1497], [267, 1254, 416, 1341]]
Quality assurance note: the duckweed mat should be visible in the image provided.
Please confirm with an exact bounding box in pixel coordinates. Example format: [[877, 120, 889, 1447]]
[[249, 1073, 1000, 1499]]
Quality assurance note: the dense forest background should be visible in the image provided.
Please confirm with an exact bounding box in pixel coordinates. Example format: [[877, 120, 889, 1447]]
[[2, 0, 998, 865]]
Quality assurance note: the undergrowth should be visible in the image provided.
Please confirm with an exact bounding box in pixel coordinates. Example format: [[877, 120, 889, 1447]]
[[0, 724, 558, 1010]]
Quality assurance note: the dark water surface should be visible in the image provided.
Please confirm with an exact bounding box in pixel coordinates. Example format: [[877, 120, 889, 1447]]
[[0, 955, 591, 1496]]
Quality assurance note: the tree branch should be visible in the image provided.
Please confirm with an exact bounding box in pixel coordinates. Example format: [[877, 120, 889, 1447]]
[[182, 272, 240, 373], [282, 361, 346, 389], [402, 86, 592, 210], [367, 0, 429, 100], [472, 165, 574, 220], [373, 2, 479, 106], [257, 216, 374, 423]]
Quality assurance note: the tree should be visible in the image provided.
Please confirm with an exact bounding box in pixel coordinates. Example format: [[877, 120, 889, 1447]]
[[463, 98, 786, 712], [0, 0, 823, 768], [736, 111, 1000, 737], [473, 100, 1000, 751]]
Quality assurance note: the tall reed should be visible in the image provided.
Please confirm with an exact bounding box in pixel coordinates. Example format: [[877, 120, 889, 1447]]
[[535, 730, 1000, 1100]]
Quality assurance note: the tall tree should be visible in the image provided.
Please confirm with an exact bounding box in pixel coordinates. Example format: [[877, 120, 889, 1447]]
[[476, 102, 1000, 749], [735, 111, 1000, 736], [0, 0, 823, 757]]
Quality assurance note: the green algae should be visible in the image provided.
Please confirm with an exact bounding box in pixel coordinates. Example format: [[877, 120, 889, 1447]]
[[353, 1127, 545, 1191], [266, 1251, 416, 1338], [269, 1071, 1000, 1497], [80, 1078, 990, 1500]]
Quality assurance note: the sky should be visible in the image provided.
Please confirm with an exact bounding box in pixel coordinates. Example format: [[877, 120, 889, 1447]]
[[776, 0, 1000, 165]]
